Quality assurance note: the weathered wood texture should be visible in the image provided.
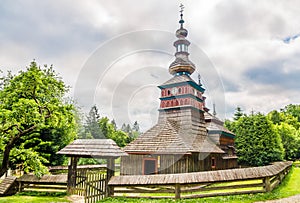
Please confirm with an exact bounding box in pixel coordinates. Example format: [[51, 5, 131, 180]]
[[121, 153, 236, 175], [57, 139, 128, 158], [0, 176, 17, 196], [17, 174, 67, 193], [110, 161, 292, 199], [68, 169, 106, 203]]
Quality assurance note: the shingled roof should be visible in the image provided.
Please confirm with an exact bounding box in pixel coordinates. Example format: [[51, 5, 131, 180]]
[[160, 74, 194, 86], [205, 112, 235, 136], [123, 119, 224, 154], [57, 139, 128, 158]]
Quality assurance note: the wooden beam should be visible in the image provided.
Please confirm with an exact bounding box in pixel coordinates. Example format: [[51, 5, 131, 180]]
[[264, 176, 271, 192], [106, 158, 115, 197], [175, 183, 181, 199], [67, 157, 78, 194]]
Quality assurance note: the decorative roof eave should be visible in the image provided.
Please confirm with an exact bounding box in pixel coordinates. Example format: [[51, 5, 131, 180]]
[[158, 105, 204, 112], [158, 81, 205, 92], [125, 151, 192, 155], [160, 94, 204, 102], [207, 130, 235, 138]]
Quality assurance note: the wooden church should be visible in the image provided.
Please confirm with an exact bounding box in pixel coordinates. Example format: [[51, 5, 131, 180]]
[[120, 10, 238, 175]]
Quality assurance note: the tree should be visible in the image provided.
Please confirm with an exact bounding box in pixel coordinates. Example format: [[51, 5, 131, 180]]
[[267, 108, 299, 130], [225, 107, 246, 133], [82, 105, 104, 139], [282, 104, 300, 123], [99, 118, 131, 147], [234, 113, 284, 166], [111, 119, 117, 130], [0, 61, 77, 177], [132, 121, 141, 139], [233, 106, 245, 121], [274, 123, 300, 161]]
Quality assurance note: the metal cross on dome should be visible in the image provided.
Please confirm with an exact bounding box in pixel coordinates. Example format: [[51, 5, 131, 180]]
[[179, 4, 185, 27], [180, 4, 185, 14]]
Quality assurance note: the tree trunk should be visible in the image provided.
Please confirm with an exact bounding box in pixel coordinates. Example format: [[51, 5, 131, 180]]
[[0, 142, 15, 177], [0, 125, 36, 177]]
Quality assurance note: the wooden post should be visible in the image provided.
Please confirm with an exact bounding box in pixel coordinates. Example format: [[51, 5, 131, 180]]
[[175, 183, 181, 199], [106, 158, 115, 197], [264, 176, 271, 192], [279, 171, 284, 183], [67, 156, 78, 194]]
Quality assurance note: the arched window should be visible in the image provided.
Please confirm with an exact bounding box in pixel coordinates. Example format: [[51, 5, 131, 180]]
[[178, 88, 181, 94], [167, 90, 171, 96]]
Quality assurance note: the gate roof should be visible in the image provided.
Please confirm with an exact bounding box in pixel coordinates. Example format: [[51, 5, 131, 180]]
[[57, 139, 128, 158]]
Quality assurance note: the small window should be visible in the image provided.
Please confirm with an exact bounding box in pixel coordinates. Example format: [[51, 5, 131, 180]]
[[211, 157, 216, 169], [178, 88, 181, 94], [167, 90, 171, 96]]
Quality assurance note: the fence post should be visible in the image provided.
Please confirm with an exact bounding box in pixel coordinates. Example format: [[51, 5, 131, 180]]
[[67, 157, 78, 194], [279, 171, 284, 183], [264, 176, 271, 192], [175, 183, 181, 199], [106, 158, 115, 197]]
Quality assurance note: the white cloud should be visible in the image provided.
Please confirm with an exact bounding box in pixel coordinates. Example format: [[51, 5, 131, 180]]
[[1, 0, 300, 130]]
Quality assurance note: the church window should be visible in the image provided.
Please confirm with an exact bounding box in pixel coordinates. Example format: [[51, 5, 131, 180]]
[[211, 157, 216, 169]]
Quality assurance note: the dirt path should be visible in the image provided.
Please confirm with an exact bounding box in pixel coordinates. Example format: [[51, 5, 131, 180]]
[[66, 195, 84, 203], [255, 194, 300, 203]]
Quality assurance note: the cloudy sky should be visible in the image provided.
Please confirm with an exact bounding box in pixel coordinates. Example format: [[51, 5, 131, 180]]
[[1, 0, 300, 130]]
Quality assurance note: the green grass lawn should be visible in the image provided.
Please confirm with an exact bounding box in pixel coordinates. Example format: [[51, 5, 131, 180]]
[[0, 192, 70, 203], [99, 166, 300, 203]]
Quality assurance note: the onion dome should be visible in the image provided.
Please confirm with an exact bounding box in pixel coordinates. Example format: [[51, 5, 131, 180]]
[[169, 5, 195, 75]]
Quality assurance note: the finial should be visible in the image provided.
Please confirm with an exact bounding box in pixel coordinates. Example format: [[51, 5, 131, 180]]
[[179, 4, 185, 28], [198, 74, 202, 86], [213, 103, 217, 116]]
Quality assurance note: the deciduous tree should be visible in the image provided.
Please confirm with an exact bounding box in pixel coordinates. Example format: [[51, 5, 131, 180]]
[[0, 61, 77, 177]]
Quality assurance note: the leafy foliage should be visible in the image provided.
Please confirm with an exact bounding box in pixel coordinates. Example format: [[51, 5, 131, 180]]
[[99, 117, 131, 147], [0, 61, 77, 177], [274, 123, 300, 161], [79, 105, 141, 148], [233, 113, 284, 166]]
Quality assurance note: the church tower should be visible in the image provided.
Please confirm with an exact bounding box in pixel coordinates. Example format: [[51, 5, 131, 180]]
[[121, 5, 234, 176], [158, 8, 207, 137]]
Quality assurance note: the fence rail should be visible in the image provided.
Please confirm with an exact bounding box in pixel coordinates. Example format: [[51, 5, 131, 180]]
[[17, 174, 67, 193], [109, 161, 292, 199]]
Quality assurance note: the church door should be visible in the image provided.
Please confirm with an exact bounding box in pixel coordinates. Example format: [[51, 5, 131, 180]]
[[143, 158, 157, 175]]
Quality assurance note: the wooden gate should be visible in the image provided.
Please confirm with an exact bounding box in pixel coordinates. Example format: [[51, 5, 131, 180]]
[[70, 168, 107, 203]]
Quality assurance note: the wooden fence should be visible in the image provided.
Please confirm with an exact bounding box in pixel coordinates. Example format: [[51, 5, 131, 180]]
[[69, 169, 107, 203], [17, 174, 67, 193], [108, 161, 292, 199]]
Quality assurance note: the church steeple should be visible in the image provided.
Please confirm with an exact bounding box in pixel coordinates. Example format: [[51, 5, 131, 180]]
[[169, 4, 195, 75]]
